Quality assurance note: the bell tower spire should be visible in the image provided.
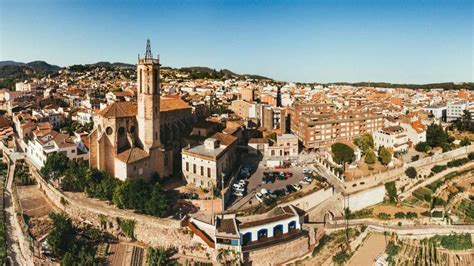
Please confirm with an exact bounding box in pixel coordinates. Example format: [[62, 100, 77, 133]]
[[145, 39, 153, 60], [137, 39, 161, 151]]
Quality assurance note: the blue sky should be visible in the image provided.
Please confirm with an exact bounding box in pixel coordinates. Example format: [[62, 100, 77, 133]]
[[0, 0, 472, 83]]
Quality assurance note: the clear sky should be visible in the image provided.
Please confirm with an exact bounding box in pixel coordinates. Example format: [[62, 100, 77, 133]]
[[1, 0, 472, 83]]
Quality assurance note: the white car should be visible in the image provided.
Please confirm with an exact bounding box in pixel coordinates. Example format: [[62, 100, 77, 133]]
[[299, 179, 310, 185], [304, 176, 313, 183], [233, 186, 245, 192], [232, 183, 243, 190], [233, 191, 244, 197], [255, 192, 264, 203], [260, 188, 268, 196], [238, 180, 247, 186]]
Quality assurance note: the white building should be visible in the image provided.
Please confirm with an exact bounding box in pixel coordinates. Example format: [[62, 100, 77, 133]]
[[76, 109, 96, 125], [423, 104, 447, 120], [373, 126, 409, 153], [400, 120, 426, 145], [447, 101, 469, 121], [27, 130, 89, 169], [182, 133, 237, 189], [15, 81, 32, 92]]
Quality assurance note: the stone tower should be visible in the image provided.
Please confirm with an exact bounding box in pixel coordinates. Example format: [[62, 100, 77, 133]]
[[137, 39, 161, 151]]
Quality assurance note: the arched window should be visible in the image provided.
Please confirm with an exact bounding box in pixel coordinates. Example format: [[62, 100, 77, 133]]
[[257, 229, 268, 240], [242, 232, 252, 245], [105, 127, 113, 135]]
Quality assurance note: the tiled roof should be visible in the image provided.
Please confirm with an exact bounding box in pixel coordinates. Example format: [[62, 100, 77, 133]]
[[160, 97, 191, 112], [116, 147, 149, 163], [211, 132, 237, 146], [98, 101, 138, 118]]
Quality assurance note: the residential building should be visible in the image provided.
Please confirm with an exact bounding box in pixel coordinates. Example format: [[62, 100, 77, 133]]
[[181, 132, 237, 189], [373, 126, 409, 153]]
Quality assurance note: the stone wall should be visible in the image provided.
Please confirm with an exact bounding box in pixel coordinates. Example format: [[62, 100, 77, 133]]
[[282, 186, 334, 211], [28, 164, 212, 257], [244, 234, 309, 265], [343, 185, 385, 211]]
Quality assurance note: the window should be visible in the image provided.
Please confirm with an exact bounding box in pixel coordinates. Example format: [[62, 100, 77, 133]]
[[106, 127, 113, 135], [186, 162, 189, 171], [200, 166, 204, 176], [118, 127, 125, 136], [207, 168, 211, 178], [193, 164, 196, 174]]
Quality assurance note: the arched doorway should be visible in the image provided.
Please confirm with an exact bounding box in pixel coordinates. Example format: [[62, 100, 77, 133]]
[[273, 224, 284, 238], [257, 229, 268, 241], [324, 211, 335, 226], [242, 232, 252, 245], [288, 221, 297, 232]]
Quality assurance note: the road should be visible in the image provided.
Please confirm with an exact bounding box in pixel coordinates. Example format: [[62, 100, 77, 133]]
[[4, 162, 30, 265]]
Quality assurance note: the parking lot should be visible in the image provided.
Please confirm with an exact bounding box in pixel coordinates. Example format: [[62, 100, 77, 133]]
[[226, 154, 318, 211]]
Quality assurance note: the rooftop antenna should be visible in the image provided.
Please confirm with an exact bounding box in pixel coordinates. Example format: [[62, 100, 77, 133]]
[[145, 39, 153, 60]]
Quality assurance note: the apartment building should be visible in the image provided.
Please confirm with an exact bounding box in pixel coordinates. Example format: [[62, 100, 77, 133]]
[[447, 101, 469, 121], [290, 103, 383, 149], [181, 133, 237, 190], [373, 126, 409, 153]]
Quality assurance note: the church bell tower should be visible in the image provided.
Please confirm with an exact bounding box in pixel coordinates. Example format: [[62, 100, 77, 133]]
[[137, 39, 161, 151]]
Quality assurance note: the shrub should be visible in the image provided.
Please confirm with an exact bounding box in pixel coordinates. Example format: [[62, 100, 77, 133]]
[[378, 213, 391, 220], [405, 212, 418, 219], [405, 167, 417, 179], [411, 155, 420, 162], [395, 212, 405, 219], [117, 218, 136, 239], [468, 152, 474, 160], [332, 250, 350, 265], [431, 165, 447, 174], [432, 197, 447, 207], [331, 143, 355, 166], [412, 187, 433, 202], [364, 149, 376, 164], [447, 157, 469, 168], [312, 235, 332, 256], [415, 142, 430, 152], [433, 234, 473, 250]]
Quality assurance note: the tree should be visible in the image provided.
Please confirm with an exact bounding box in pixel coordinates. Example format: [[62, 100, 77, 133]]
[[460, 137, 471, 146], [47, 212, 76, 257], [331, 143, 355, 170], [405, 167, 417, 179], [385, 181, 398, 203], [426, 124, 449, 148], [144, 183, 168, 217], [41, 152, 69, 180], [353, 134, 374, 154], [415, 141, 430, 153], [364, 149, 376, 164], [378, 147, 392, 165]]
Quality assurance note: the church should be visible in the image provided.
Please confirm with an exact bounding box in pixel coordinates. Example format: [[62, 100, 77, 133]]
[[88, 40, 177, 181]]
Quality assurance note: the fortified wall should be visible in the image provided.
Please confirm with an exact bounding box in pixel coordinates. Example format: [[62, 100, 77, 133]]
[[28, 164, 212, 257]]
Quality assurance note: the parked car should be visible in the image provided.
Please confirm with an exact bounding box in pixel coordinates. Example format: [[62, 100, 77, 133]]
[[274, 189, 287, 197], [180, 192, 199, 200], [284, 172, 293, 178], [233, 191, 244, 197], [255, 192, 264, 203], [299, 179, 310, 185], [233, 186, 246, 192], [232, 183, 243, 190], [286, 184, 297, 193], [238, 179, 248, 186], [260, 188, 268, 195], [292, 183, 302, 191], [266, 190, 277, 199], [303, 176, 313, 183]]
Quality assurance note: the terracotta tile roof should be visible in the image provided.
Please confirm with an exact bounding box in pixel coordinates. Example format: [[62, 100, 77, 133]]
[[216, 218, 238, 235], [116, 147, 149, 163], [0, 116, 11, 129], [160, 97, 191, 112], [211, 132, 237, 146], [98, 102, 138, 118]]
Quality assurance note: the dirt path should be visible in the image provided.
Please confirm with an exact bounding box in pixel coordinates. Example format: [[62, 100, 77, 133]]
[[4, 163, 30, 265], [347, 233, 386, 266]]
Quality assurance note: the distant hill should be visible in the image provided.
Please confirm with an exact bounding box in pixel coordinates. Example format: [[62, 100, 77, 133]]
[[0, 60, 61, 89], [178, 66, 272, 80], [327, 82, 474, 91]]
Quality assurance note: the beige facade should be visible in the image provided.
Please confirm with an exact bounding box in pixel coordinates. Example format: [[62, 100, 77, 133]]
[[181, 133, 237, 189], [88, 40, 173, 181], [290, 103, 383, 149]]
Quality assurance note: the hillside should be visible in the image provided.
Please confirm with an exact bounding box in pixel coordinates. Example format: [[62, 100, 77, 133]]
[[0, 61, 61, 89]]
